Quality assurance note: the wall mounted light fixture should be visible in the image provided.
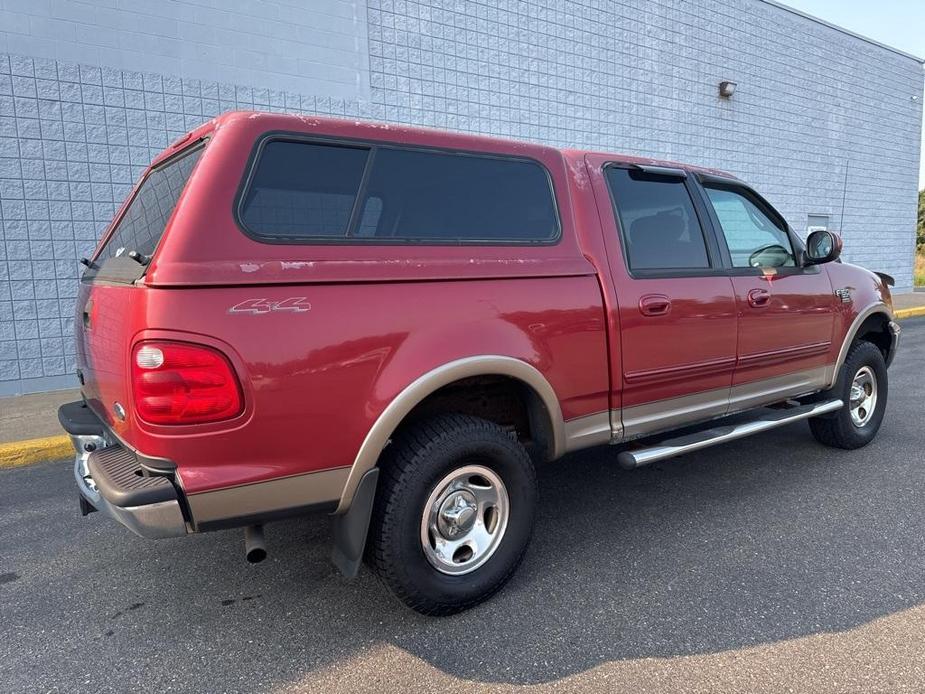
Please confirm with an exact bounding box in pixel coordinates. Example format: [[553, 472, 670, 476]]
[[719, 80, 737, 98]]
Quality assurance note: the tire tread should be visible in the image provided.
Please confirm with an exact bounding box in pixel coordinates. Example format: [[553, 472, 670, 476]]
[[366, 414, 536, 616], [809, 340, 887, 450]]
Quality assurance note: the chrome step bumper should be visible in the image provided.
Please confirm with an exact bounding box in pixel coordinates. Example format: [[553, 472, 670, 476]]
[[61, 400, 188, 539], [71, 433, 188, 539], [617, 399, 844, 469]]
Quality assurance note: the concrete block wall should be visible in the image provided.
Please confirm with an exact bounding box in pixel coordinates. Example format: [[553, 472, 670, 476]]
[[0, 0, 370, 99], [0, 52, 371, 395], [362, 0, 923, 282], [0, 0, 922, 395]]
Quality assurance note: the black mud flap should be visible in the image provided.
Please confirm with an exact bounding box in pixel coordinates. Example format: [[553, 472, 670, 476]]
[[330, 468, 379, 579]]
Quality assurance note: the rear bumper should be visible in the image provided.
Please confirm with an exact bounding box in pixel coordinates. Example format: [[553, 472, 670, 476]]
[[71, 434, 188, 539], [59, 400, 348, 536], [61, 401, 187, 539]]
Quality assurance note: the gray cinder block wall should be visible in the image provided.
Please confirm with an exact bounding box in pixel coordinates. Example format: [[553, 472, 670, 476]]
[[0, 0, 923, 395]]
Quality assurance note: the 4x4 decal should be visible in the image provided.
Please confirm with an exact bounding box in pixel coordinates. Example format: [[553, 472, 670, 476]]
[[228, 298, 312, 314]]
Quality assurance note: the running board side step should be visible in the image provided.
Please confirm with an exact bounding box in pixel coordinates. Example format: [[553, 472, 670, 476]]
[[617, 399, 843, 469]]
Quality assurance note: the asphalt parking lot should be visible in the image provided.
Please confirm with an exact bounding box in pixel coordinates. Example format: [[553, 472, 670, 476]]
[[2, 318, 924, 694]]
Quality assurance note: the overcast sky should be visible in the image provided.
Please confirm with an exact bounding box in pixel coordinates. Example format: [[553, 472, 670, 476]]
[[781, 0, 925, 188]]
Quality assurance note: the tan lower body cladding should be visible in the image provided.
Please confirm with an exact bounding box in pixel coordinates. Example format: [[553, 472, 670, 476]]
[[563, 365, 833, 448], [186, 366, 832, 525], [186, 466, 350, 529]]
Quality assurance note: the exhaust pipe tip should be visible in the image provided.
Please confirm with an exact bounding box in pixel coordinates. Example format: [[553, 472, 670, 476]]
[[244, 524, 267, 564], [246, 546, 267, 564]]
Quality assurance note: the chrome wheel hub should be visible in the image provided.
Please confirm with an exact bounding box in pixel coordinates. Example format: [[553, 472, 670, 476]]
[[421, 464, 509, 575], [849, 365, 877, 428], [437, 490, 478, 538]]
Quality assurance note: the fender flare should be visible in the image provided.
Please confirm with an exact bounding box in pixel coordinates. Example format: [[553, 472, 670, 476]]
[[334, 355, 565, 513], [827, 302, 895, 389]]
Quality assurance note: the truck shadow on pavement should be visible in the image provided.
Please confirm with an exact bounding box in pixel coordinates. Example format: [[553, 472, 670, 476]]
[[314, 419, 923, 685], [4, 389, 923, 689]]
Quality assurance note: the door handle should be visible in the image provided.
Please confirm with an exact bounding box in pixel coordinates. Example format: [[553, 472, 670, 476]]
[[747, 288, 771, 308], [639, 294, 671, 317]]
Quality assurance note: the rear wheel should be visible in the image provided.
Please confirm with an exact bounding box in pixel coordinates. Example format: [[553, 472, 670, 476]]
[[809, 341, 887, 449], [366, 414, 537, 615]]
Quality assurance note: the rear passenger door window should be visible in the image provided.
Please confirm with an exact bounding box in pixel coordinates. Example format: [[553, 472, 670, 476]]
[[604, 167, 712, 273], [590, 156, 737, 432], [238, 138, 559, 244], [702, 185, 795, 268]]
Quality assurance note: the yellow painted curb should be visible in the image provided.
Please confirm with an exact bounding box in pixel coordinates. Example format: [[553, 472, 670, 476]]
[[895, 306, 925, 320], [0, 435, 73, 469]]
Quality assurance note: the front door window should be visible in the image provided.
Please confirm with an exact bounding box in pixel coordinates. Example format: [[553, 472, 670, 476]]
[[704, 186, 795, 269]]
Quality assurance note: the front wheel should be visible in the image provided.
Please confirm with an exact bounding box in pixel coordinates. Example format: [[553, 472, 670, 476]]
[[809, 340, 888, 449], [366, 414, 537, 615]]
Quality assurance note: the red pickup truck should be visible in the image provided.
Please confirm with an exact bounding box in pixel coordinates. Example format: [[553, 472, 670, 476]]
[[60, 112, 900, 615]]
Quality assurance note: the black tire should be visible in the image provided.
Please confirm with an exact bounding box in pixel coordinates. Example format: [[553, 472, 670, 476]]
[[809, 340, 888, 449], [366, 414, 537, 616]]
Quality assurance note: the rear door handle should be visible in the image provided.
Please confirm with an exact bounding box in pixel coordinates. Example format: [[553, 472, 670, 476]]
[[747, 288, 771, 308], [639, 294, 671, 317]]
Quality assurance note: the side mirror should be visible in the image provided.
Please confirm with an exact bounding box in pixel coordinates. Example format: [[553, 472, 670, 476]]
[[804, 229, 842, 265]]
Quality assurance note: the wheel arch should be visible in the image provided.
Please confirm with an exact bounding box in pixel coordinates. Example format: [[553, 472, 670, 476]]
[[335, 355, 565, 513], [829, 302, 898, 388]]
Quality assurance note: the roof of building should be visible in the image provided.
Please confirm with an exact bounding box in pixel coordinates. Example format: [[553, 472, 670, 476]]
[[760, 0, 923, 63]]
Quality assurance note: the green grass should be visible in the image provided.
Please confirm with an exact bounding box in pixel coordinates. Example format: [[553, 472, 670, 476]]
[[916, 252, 925, 287]]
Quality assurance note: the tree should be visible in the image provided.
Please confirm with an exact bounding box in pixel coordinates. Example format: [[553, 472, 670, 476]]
[[919, 188, 925, 250]]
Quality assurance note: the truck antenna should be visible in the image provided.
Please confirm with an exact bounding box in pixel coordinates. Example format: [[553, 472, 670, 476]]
[[838, 159, 849, 234]]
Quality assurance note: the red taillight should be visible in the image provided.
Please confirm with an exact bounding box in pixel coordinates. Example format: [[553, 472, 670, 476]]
[[131, 341, 243, 425]]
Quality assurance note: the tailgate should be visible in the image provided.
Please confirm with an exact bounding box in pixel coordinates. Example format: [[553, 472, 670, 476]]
[[75, 281, 143, 437]]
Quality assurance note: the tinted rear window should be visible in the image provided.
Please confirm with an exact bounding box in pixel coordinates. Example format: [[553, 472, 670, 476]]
[[605, 167, 710, 271], [239, 141, 369, 238], [100, 144, 204, 259], [238, 139, 559, 244]]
